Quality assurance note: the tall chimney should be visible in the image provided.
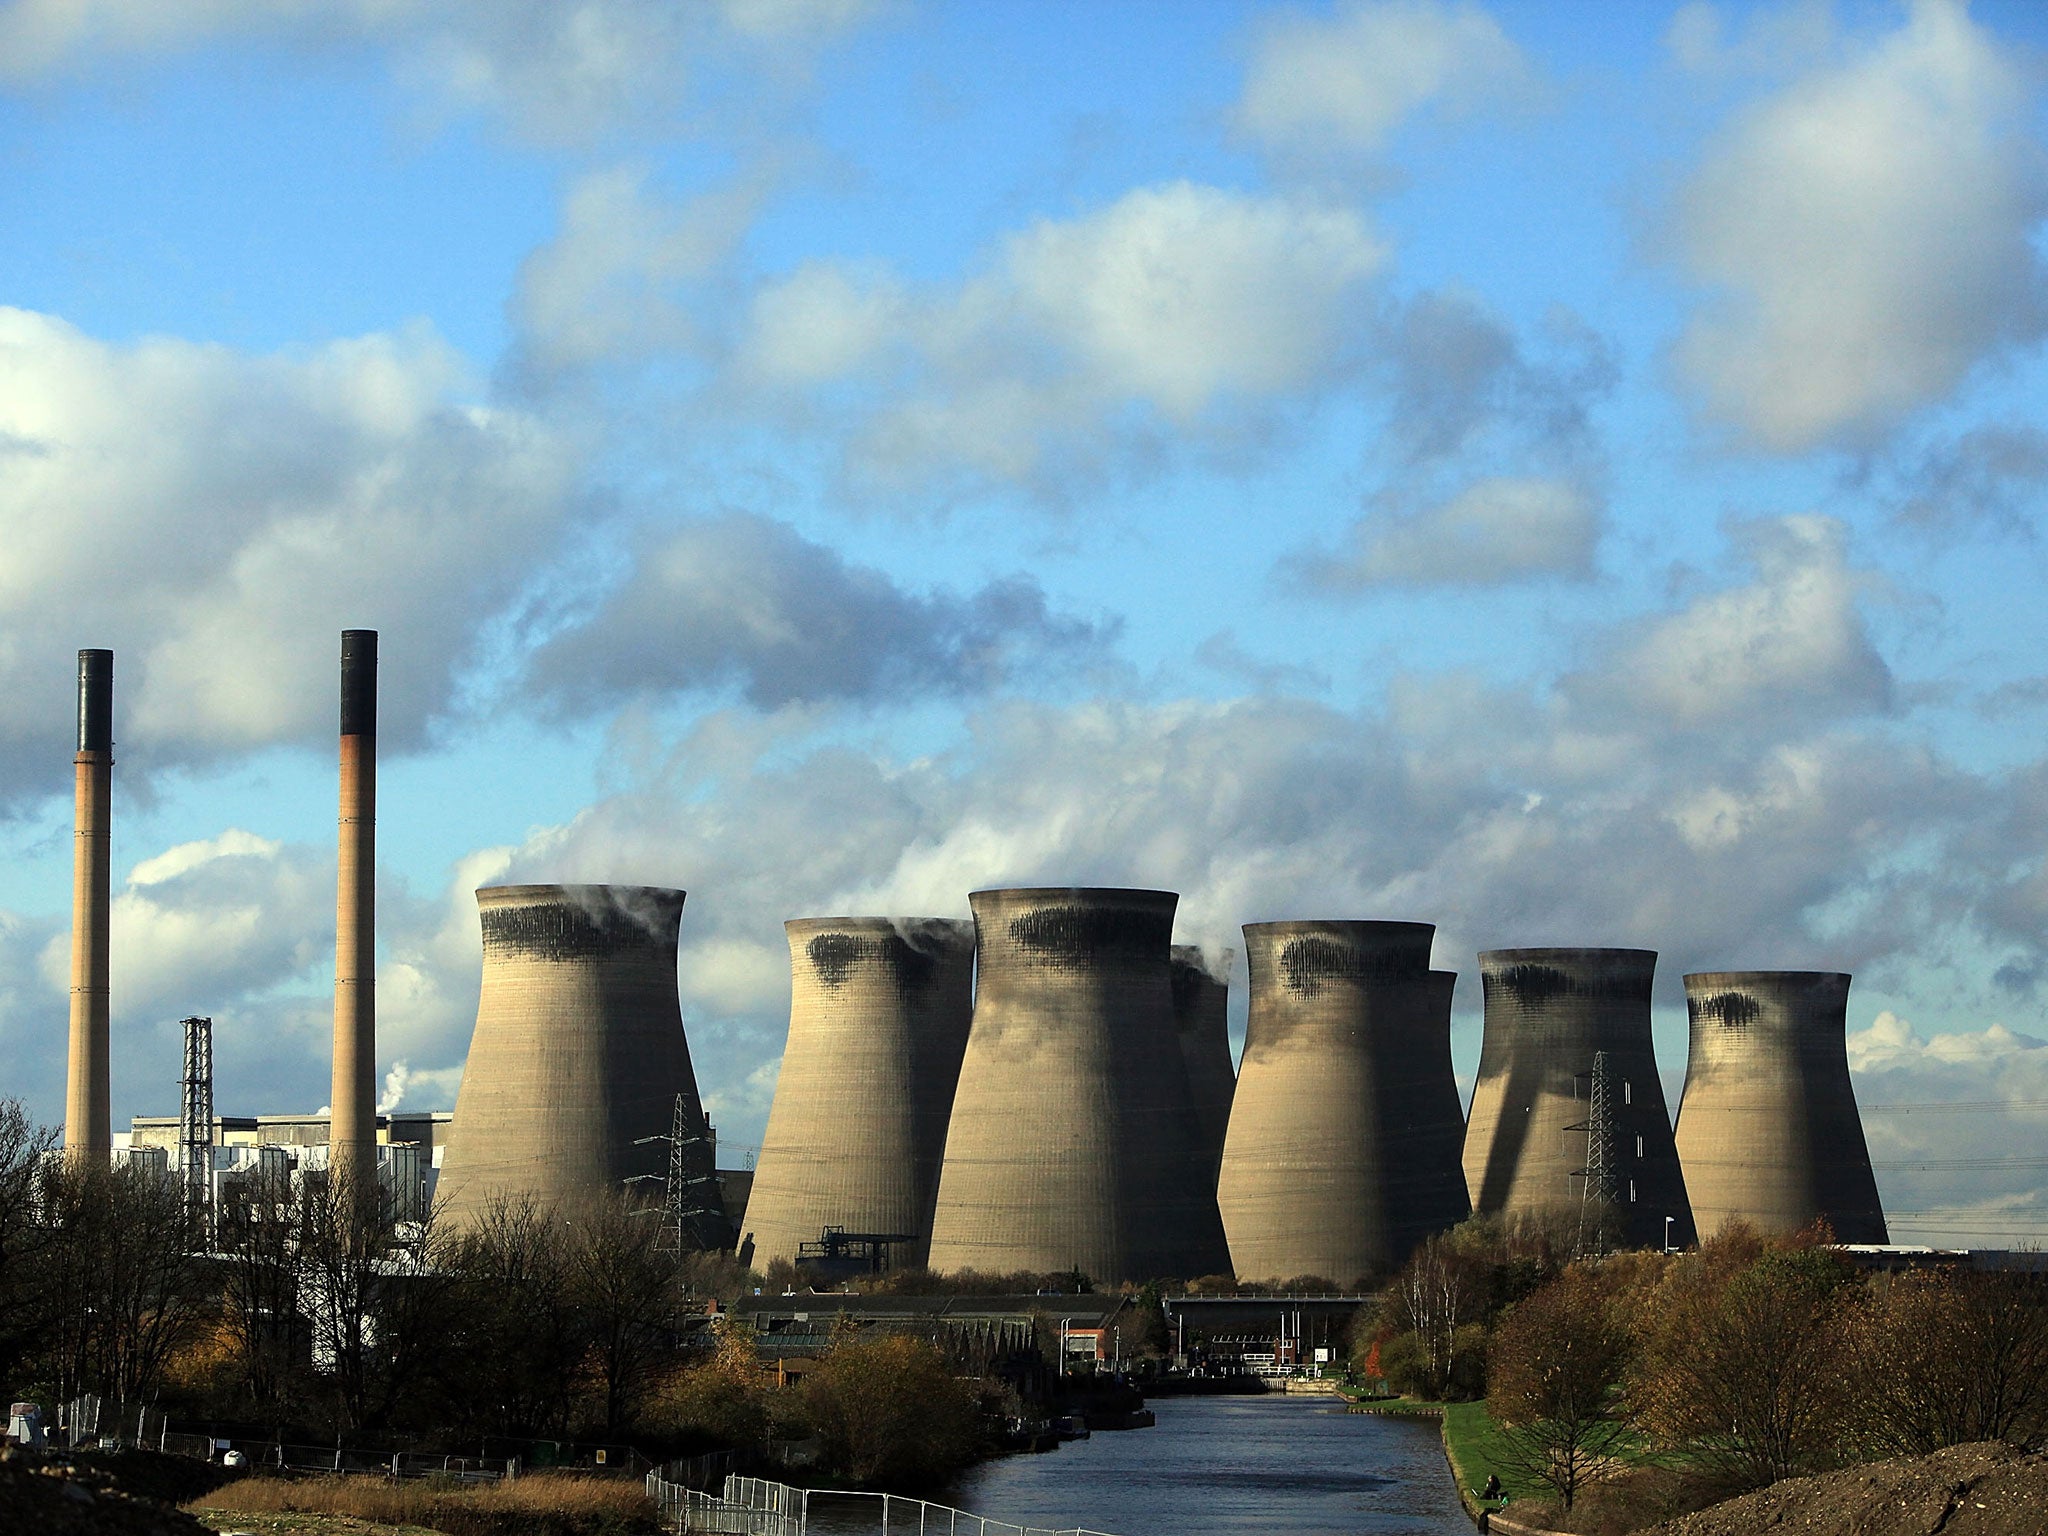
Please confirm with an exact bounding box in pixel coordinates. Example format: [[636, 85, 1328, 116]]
[[65, 649, 114, 1157], [332, 630, 377, 1196]]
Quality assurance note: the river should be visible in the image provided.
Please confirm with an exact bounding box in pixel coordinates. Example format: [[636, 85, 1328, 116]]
[[810, 1393, 1472, 1536]]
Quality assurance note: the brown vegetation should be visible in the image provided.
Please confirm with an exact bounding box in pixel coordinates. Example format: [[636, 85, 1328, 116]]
[[194, 1470, 662, 1536]]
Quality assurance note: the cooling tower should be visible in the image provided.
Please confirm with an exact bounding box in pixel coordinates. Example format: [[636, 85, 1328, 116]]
[[741, 917, 975, 1269], [436, 884, 715, 1226], [331, 630, 378, 1195], [926, 888, 1231, 1282], [65, 649, 113, 1157], [1675, 972, 1887, 1243], [1170, 946, 1235, 1190], [1464, 948, 1695, 1250], [1216, 923, 1470, 1284]]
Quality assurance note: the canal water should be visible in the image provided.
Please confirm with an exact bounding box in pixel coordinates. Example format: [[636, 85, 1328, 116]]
[[922, 1393, 1470, 1536]]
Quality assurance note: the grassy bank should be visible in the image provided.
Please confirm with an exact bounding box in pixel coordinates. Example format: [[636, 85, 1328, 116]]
[[189, 1471, 661, 1536], [1440, 1400, 1550, 1507]]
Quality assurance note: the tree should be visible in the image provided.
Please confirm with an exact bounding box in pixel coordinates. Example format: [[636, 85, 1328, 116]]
[[656, 1314, 772, 1451], [444, 1195, 586, 1437], [0, 1101, 59, 1383], [1852, 1268, 2048, 1455], [1384, 1232, 1491, 1398], [564, 1192, 678, 1433], [212, 1159, 305, 1414], [797, 1333, 984, 1489], [1486, 1266, 1635, 1511], [42, 1156, 198, 1416], [1635, 1242, 1858, 1489]]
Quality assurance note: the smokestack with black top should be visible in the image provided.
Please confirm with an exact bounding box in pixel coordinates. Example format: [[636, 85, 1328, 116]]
[[65, 649, 113, 1156], [332, 630, 377, 1194]]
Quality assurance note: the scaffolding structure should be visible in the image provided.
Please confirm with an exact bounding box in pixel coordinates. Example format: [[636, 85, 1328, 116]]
[[178, 1016, 214, 1242]]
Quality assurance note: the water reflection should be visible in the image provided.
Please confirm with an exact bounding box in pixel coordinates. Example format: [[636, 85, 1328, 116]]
[[807, 1394, 1471, 1536]]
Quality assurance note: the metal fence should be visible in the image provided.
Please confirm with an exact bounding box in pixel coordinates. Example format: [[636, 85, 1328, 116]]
[[143, 1424, 514, 1482], [646, 1471, 1120, 1536]]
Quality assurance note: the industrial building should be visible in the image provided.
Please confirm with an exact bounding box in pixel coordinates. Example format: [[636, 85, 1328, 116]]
[[434, 884, 720, 1232], [926, 887, 1232, 1282], [1216, 921, 1469, 1283], [1675, 971, 1889, 1243], [741, 917, 975, 1270], [1169, 947, 1234, 1188], [1463, 948, 1696, 1250]]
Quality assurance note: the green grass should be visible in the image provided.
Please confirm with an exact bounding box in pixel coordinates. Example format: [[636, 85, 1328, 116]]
[[1440, 1400, 1550, 1507]]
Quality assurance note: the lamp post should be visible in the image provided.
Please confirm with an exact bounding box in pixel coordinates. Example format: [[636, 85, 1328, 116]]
[[1663, 1215, 1676, 1254]]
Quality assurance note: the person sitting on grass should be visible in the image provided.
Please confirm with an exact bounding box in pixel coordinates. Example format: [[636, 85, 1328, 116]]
[[1479, 1473, 1502, 1502]]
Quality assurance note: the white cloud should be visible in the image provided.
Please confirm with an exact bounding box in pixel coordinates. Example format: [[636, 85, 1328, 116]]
[[1235, 0, 1533, 158], [0, 308, 579, 799], [513, 165, 770, 374], [1671, 0, 2048, 451], [1304, 475, 1600, 588], [1585, 514, 1891, 728], [523, 511, 1114, 711], [60, 830, 332, 1023], [734, 181, 1385, 498], [0, 0, 879, 141]]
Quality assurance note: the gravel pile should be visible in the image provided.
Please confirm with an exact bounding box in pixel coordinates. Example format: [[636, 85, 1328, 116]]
[[1641, 1442, 2048, 1536], [0, 1447, 217, 1536]]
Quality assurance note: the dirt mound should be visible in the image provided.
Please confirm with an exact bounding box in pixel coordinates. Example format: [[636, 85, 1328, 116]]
[[1640, 1442, 2048, 1536], [75, 1447, 247, 1507], [0, 1447, 216, 1536]]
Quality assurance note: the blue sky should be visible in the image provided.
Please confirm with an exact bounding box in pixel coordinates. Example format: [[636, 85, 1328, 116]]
[[3, 0, 2047, 1247]]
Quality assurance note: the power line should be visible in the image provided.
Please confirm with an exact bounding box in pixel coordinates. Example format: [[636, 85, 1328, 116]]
[[1861, 1099, 2048, 1114]]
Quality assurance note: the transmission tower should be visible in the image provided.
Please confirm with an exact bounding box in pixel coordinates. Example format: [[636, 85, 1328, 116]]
[[632, 1093, 729, 1252], [178, 1016, 214, 1244], [1566, 1049, 1622, 1256]]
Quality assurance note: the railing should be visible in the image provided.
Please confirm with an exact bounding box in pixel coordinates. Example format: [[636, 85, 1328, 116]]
[[645, 1471, 1121, 1536]]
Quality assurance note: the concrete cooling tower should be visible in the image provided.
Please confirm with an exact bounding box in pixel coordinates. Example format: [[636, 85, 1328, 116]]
[[1464, 948, 1696, 1250], [437, 885, 716, 1228], [741, 917, 975, 1269], [1216, 923, 1470, 1284], [1675, 972, 1888, 1243], [1170, 946, 1235, 1190], [926, 888, 1231, 1282]]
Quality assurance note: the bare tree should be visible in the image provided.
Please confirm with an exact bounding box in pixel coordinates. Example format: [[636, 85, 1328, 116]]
[[563, 1192, 678, 1434], [0, 1101, 59, 1383], [43, 1157, 199, 1417], [1486, 1265, 1634, 1512], [445, 1195, 586, 1437], [213, 1161, 304, 1414]]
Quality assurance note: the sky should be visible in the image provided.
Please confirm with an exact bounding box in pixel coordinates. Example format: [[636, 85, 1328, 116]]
[[2, 0, 2046, 1249]]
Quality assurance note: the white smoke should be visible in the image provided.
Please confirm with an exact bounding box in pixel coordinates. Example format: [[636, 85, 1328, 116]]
[[377, 1059, 411, 1114]]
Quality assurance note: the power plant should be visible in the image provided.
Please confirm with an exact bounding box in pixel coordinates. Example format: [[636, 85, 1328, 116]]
[[1169, 946, 1235, 1189], [434, 884, 718, 1227], [1463, 948, 1696, 1250], [741, 917, 975, 1270], [65, 649, 114, 1157], [926, 888, 1232, 1282], [331, 629, 378, 1197], [43, 631, 1921, 1267], [1216, 922, 1470, 1283], [1675, 972, 1889, 1243]]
